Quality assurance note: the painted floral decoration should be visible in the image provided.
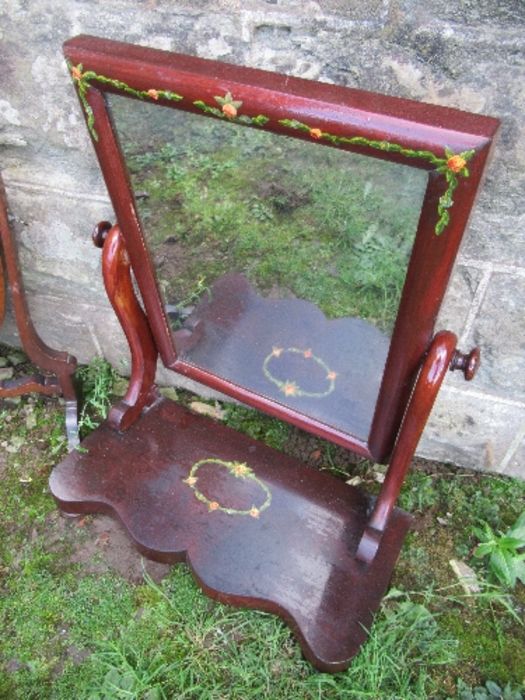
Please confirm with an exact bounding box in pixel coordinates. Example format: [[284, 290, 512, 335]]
[[67, 61, 476, 234], [263, 347, 337, 399], [183, 458, 272, 518]]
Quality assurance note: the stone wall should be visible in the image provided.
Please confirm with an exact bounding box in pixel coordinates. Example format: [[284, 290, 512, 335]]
[[1, 0, 524, 477]]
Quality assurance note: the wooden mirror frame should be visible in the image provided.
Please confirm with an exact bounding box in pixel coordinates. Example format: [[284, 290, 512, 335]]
[[63, 35, 499, 463]]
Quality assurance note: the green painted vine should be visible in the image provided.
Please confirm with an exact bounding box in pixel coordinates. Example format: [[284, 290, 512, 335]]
[[183, 458, 272, 518], [68, 63, 183, 141], [68, 62, 476, 234], [193, 90, 269, 127], [263, 346, 337, 398], [278, 119, 475, 235]]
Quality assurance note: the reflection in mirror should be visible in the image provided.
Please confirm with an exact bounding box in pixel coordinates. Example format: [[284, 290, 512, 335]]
[[108, 95, 428, 441]]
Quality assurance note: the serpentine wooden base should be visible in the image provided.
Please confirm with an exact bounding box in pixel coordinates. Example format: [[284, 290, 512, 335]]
[[49, 397, 412, 672]]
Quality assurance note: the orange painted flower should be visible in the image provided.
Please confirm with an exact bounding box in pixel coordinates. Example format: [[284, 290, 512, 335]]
[[309, 128, 322, 139], [71, 66, 83, 82], [303, 349, 313, 358], [326, 371, 337, 381], [283, 381, 298, 397], [233, 462, 250, 477], [208, 501, 220, 511], [447, 155, 467, 173], [147, 89, 159, 100], [222, 103, 237, 118], [249, 507, 260, 519], [272, 347, 283, 357]]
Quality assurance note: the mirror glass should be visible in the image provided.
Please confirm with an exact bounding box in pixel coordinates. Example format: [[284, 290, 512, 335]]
[[108, 95, 428, 441]]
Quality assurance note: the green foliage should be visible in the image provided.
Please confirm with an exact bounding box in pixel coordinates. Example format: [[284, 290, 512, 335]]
[[223, 404, 291, 451], [474, 512, 525, 589], [399, 470, 438, 512], [76, 357, 119, 435], [87, 644, 176, 700], [455, 679, 524, 700]]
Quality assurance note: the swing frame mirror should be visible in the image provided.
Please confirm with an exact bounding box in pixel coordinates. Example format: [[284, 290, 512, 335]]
[[64, 35, 499, 463]]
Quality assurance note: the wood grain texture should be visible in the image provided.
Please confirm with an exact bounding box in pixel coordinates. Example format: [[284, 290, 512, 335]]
[[50, 397, 412, 672]]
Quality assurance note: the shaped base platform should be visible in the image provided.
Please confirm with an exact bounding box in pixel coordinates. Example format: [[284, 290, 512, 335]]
[[49, 397, 412, 672]]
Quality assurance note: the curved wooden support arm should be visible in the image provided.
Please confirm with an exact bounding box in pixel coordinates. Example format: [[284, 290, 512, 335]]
[[93, 222, 159, 431], [357, 331, 458, 564]]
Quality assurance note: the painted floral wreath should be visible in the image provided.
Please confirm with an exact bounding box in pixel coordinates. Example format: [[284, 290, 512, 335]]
[[183, 458, 272, 518], [263, 346, 337, 399], [68, 62, 476, 234]]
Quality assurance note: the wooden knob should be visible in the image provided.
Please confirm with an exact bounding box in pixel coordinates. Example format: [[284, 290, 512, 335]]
[[92, 221, 113, 248], [450, 347, 480, 381]]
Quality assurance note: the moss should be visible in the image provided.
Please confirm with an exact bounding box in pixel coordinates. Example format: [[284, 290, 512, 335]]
[[440, 610, 525, 687]]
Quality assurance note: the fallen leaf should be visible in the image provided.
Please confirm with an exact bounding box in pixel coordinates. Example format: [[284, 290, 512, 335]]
[[159, 387, 179, 402], [449, 559, 481, 595], [189, 401, 225, 420], [6, 436, 24, 453], [96, 532, 110, 547], [25, 413, 37, 430]]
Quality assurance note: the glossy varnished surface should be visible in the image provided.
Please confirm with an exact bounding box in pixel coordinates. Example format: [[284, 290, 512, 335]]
[[63, 35, 499, 461], [174, 274, 389, 443], [50, 398, 412, 672]]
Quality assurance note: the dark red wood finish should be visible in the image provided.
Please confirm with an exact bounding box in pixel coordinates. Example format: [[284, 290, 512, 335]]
[[63, 35, 499, 463], [50, 396, 412, 673], [92, 222, 159, 430], [357, 330, 458, 562], [0, 173, 78, 445], [51, 37, 498, 669]]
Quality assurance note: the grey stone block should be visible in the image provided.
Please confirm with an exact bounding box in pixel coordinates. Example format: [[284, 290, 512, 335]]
[[3, 182, 112, 301], [436, 264, 483, 337], [506, 434, 525, 479], [418, 386, 525, 473], [463, 272, 525, 404]]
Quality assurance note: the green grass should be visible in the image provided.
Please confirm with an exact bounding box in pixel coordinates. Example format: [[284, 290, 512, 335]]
[[1, 361, 525, 698]]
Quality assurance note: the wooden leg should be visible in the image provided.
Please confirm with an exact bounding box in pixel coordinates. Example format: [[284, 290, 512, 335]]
[[93, 222, 159, 431], [356, 331, 458, 564], [0, 173, 79, 447]]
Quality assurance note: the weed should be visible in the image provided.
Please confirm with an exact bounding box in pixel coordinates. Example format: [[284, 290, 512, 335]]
[[76, 357, 119, 436], [399, 470, 438, 512], [455, 679, 524, 700], [473, 512, 525, 589], [87, 644, 176, 700]]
